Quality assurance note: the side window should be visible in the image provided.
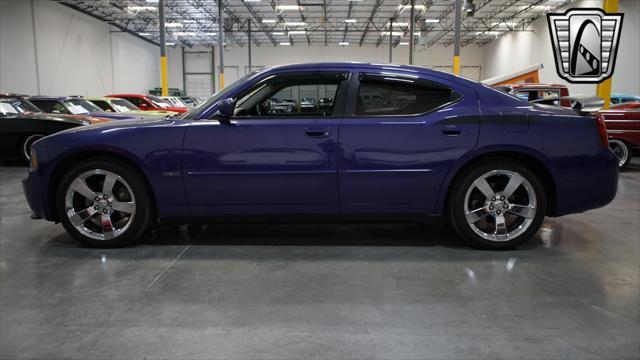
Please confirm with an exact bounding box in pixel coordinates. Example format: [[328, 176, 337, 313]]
[[31, 100, 69, 114], [232, 73, 344, 118], [92, 101, 112, 111], [125, 97, 140, 107], [356, 78, 458, 116]]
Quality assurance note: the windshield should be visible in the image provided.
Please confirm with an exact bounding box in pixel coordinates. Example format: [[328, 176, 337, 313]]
[[0, 101, 20, 117], [110, 99, 139, 112], [62, 99, 102, 114], [147, 95, 172, 108], [0, 97, 41, 114], [181, 69, 263, 120]]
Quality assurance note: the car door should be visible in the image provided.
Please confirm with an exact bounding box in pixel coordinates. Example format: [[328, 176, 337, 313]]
[[338, 71, 480, 214], [182, 71, 349, 215]]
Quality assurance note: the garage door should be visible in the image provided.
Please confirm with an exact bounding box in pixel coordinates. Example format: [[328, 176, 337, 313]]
[[184, 50, 214, 97]]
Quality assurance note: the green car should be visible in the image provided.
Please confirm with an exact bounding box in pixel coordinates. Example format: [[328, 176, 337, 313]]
[[86, 97, 178, 117]]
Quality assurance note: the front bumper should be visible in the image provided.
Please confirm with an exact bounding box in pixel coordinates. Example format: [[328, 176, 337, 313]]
[[22, 171, 51, 221]]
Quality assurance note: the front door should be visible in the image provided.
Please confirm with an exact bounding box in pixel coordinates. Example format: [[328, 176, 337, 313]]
[[182, 71, 349, 215], [338, 72, 480, 214]]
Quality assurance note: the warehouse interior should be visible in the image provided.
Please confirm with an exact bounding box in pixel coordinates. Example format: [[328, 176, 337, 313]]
[[1, 0, 639, 359]]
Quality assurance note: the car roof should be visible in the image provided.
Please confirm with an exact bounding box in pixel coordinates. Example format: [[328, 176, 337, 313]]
[[85, 96, 111, 101], [29, 96, 76, 101], [107, 94, 148, 98]]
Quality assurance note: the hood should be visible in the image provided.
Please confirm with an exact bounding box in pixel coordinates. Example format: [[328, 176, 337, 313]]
[[16, 112, 89, 125], [89, 111, 141, 120]]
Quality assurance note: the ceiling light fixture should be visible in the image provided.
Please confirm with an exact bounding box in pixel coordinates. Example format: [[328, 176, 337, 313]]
[[381, 31, 403, 36], [272, 32, 285, 35], [424, 19, 439, 23], [138, 32, 152, 36], [399, 42, 409, 45], [387, 22, 409, 27], [339, 41, 349, 45], [397, 4, 426, 11], [127, 6, 157, 12], [165, 42, 176, 46], [262, 19, 277, 23], [277, 5, 303, 11], [165, 23, 183, 28], [345, 19, 357, 23], [174, 32, 196, 36], [287, 30, 307, 35], [279, 42, 291, 45], [285, 22, 307, 27]]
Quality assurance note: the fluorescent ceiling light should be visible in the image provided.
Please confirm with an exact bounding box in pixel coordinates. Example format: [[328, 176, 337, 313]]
[[272, 32, 285, 35], [277, 5, 303, 11], [424, 19, 439, 23], [262, 19, 277, 23], [205, 32, 217, 36], [399, 42, 409, 45], [381, 31, 403, 36], [285, 22, 307, 26], [174, 32, 196, 36], [398, 4, 426, 11], [339, 42, 349, 46], [243, 0, 262, 2], [165, 23, 183, 28], [127, 6, 157, 12], [345, 19, 357, 23], [287, 30, 306, 35], [387, 22, 409, 27], [138, 32, 152, 36], [492, 22, 516, 27], [165, 42, 176, 46], [146, 0, 159, 2], [476, 31, 500, 36], [279, 42, 291, 45], [183, 19, 197, 23]]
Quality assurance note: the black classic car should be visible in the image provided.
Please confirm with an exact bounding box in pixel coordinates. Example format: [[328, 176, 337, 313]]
[[0, 93, 106, 162]]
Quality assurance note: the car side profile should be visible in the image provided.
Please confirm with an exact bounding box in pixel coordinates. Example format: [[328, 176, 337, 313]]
[[22, 63, 618, 249], [599, 105, 640, 169]]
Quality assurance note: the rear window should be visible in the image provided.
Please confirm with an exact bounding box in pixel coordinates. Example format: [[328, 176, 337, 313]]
[[356, 76, 460, 116]]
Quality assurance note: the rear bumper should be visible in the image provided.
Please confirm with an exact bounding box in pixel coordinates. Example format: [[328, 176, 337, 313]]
[[553, 148, 619, 216]]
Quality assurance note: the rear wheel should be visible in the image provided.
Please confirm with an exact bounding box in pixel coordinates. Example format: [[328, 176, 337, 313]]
[[449, 159, 547, 250], [609, 139, 631, 169], [56, 158, 153, 248], [21, 134, 45, 162]]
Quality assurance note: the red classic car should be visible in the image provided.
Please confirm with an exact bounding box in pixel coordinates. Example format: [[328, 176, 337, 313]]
[[106, 94, 188, 114], [495, 83, 571, 108], [611, 101, 640, 110], [599, 106, 640, 169]]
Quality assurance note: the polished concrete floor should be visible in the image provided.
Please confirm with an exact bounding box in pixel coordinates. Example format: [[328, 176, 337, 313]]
[[1, 160, 639, 360]]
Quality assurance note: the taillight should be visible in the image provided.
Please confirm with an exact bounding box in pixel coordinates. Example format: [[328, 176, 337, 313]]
[[595, 114, 609, 148]]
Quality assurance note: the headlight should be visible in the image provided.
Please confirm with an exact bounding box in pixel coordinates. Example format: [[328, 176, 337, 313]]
[[29, 148, 38, 171]]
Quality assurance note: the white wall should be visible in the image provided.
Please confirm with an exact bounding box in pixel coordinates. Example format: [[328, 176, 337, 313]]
[[0, 0, 161, 96], [166, 43, 483, 93], [482, 0, 639, 96]]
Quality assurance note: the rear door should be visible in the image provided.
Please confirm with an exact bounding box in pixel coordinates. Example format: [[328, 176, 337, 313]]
[[338, 72, 480, 214]]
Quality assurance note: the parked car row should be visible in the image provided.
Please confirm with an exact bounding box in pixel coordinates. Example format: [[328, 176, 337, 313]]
[[495, 84, 640, 169], [0, 92, 197, 162]]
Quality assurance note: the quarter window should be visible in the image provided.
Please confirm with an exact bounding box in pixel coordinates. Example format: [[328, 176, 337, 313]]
[[356, 78, 459, 116]]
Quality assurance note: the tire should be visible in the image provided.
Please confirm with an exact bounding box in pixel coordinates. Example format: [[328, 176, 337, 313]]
[[56, 157, 154, 248], [449, 158, 547, 250], [21, 134, 45, 162], [609, 139, 631, 169]]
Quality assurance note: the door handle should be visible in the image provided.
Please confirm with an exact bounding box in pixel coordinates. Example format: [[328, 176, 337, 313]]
[[441, 125, 463, 136], [305, 128, 331, 138]]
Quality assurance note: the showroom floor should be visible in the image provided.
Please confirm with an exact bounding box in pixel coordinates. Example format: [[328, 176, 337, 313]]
[[1, 160, 639, 359]]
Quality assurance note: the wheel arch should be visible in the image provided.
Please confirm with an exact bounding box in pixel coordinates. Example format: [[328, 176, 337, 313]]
[[48, 150, 157, 222], [438, 148, 558, 217]]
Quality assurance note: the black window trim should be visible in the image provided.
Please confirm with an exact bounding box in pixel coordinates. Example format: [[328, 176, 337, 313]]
[[221, 71, 352, 120], [346, 71, 464, 118]]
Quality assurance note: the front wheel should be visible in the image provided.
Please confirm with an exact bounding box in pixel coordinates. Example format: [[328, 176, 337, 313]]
[[609, 139, 631, 169], [449, 159, 547, 250], [56, 158, 153, 248]]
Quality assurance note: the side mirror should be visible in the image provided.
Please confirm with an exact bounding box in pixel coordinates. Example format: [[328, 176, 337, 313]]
[[217, 98, 235, 118]]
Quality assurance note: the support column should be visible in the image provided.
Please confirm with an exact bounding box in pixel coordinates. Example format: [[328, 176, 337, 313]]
[[159, 0, 168, 96], [248, 19, 252, 72], [596, 0, 618, 109], [453, 0, 462, 75], [217, 0, 225, 90], [409, 0, 415, 65], [389, 20, 393, 63]]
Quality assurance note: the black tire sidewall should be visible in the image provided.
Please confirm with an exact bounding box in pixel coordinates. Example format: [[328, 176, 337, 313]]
[[610, 139, 632, 169], [449, 159, 547, 250], [56, 158, 153, 248]]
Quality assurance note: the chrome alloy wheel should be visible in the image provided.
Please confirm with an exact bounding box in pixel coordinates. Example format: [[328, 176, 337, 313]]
[[463, 169, 537, 242], [609, 139, 629, 167], [64, 169, 136, 241]]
